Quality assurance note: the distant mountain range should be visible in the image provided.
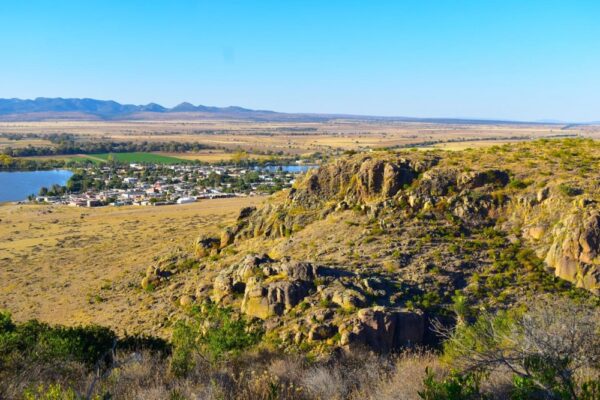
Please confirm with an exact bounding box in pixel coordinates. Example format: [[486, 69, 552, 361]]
[[0, 97, 284, 121], [0, 97, 588, 125]]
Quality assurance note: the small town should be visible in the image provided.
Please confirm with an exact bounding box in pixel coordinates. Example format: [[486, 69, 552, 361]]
[[32, 162, 314, 207]]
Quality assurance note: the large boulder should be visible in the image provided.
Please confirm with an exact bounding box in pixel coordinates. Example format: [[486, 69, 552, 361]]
[[241, 277, 313, 319], [220, 228, 236, 248], [545, 210, 600, 294], [353, 159, 415, 200], [194, 235, 221, 257], [339, 307, 424, 352], [457, 169, 509, 189], [278, 260, 318, 282]]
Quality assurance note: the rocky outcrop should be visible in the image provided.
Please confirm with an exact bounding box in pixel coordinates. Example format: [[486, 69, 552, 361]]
[[208, 254, 427, 351], [194, 235, 221, 257], [545, 209, 600, 294], [213, 257, 318, 319], [191, 147, 600, 357], [214, 154, 439, 243], [242, 278, 313, 319], [339, 307, 424, 352]]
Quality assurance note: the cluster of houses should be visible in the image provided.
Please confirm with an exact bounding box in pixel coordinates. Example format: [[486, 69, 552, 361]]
[[34, 162, 310, 207]]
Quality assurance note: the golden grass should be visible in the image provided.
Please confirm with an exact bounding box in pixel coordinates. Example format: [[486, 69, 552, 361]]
[[0, 138, 54, 150], [0, 197, 264, 336], [416, 139, 520, 151]]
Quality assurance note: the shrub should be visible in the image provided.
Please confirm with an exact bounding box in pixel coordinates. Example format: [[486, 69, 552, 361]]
[[439, 296, 600, 400], [170, 303, 263, 376], [558, 183, 582, 197], [419, 368, 486, 400], [0, 312, 116, 368], [22, 383, 78, 400], [508, 179, 529, 190]]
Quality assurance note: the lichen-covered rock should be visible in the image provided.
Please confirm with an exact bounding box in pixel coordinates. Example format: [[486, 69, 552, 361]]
[[241, 277, 313, 319], [330, 288, 367, 310], [279, 260, 318, 282], [212, 271, 234, 302], [308, 323, 337, 342], [194, 235, 220, 257], [545, 210, 600, 294], [240, 277, 270, 319], [352, 159, 415, 200], [220, 229, 235, 248], [340, 307, 424, 352], [457, 169, 509, 189], [140, 276, 155, 290], [140, 263, 173, 290]]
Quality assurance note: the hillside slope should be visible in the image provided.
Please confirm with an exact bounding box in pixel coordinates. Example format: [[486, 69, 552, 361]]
[[142, 139, 599, 352]]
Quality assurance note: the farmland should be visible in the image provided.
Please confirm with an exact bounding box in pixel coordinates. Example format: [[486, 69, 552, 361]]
[[92, 151, 186, 164]]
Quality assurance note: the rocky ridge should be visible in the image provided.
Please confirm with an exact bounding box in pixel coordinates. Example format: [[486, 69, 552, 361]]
[[154, 140, 600, 351]]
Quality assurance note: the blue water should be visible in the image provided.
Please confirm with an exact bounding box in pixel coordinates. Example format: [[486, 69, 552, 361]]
[[0, 170, 73, 202], [253, 165, 317, 173]]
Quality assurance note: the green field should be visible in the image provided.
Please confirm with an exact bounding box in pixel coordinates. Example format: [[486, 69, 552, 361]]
[[90, 152, 186, 164]]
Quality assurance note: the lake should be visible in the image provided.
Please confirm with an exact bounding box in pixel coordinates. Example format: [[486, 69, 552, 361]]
[[0, 170, 73, 202], [253, 165, 317, 173]]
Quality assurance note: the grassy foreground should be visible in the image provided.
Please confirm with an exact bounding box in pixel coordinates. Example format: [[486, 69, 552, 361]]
[[1, 295, 598, 399]]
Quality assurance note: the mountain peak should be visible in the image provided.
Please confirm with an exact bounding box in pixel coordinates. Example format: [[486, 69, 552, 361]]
[[171, 102, 198, 112]]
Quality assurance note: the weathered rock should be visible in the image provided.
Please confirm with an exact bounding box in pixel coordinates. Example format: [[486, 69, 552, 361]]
[[238, 206, 257, 220], [537, 187, 550, 203], [341, 307, 424, 352], [236, 254, 270, 281], [527, 225, 546, 241], [241, 278, 313, 319], [212, 271, 234, 302], [418, 168, 459, 197], [331, 288, 367, 310], [140, 276, 155, 290], [545, 210, 600, 294], [457, 169, 509, 189], [220, 229, 235, 248], [308, 323, 337, 341], [241, 277, 270, 319], [279, 260, 318, 282], [194, 235, 221, 257]]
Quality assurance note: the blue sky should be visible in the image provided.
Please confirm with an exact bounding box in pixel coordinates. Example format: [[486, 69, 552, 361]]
[[0, 1, 599, 121]]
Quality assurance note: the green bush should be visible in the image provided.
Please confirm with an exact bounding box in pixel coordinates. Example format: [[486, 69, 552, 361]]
[[170, 303, 262, 376], [558, 183, 582, 197], [441, 298, 600, 400], [22, 383, 78, 400], [508, 179, 529, 190], [0, 311, 116, 368], [419, 368, 486, 400]]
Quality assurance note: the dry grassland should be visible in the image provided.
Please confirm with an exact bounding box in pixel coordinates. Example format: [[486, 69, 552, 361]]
[[0, 197, 263, 336], [1, 119, 596, 155]]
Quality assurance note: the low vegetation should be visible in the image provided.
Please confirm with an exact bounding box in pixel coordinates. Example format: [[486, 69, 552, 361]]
[[1, 296, 597, 399]]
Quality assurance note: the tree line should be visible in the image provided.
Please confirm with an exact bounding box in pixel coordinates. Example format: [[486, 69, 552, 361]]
[[2, 139, 212, 157]]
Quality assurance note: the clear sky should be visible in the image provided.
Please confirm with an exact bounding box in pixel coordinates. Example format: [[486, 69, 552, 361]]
[[1, 1, 599, 121]]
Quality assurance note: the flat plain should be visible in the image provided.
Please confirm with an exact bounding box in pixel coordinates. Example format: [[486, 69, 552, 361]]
[[2, 119, 598, 156]]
